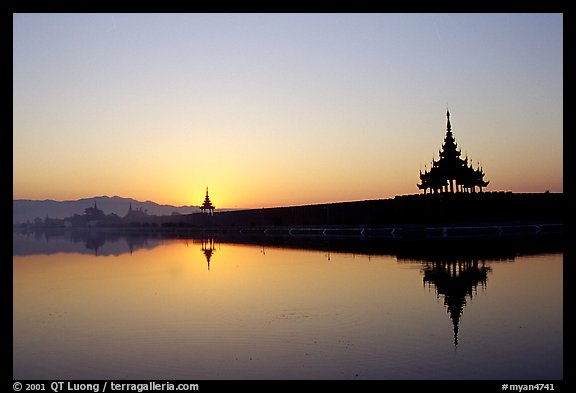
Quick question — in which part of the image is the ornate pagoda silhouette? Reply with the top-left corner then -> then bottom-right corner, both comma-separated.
418,110 -> 489,194
200,187 -> 215,215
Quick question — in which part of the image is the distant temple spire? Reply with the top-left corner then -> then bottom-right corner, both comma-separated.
200,187 -> 215,215
84,200 -> 105,219
417,110 -> 489,194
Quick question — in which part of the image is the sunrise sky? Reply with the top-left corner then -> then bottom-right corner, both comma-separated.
13,13 -> 563,208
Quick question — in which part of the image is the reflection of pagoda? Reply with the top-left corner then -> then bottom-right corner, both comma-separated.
200,238 -> 216,270
200,187 -> 215,215
85,235 -> 105,256
125,235 -> 149,255
418,110 -> 489,194
423,257 -> 491,346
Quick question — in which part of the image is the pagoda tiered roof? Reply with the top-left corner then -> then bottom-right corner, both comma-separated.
418,110 -> 489,194
200,187 -> 215,214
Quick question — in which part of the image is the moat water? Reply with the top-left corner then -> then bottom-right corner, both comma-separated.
13,230 -> 563,380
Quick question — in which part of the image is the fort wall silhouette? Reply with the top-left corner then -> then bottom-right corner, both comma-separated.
162,192 -> 563,228
18,192 -> 563,246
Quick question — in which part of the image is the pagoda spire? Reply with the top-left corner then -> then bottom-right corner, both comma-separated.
446,109 -> 451,131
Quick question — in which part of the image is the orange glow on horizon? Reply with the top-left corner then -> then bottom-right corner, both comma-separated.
12,178 -> 564,211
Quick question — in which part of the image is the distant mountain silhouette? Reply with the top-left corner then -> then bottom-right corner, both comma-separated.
13,196 -> 201,225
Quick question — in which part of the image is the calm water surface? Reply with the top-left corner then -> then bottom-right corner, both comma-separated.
13,231 -> 563,380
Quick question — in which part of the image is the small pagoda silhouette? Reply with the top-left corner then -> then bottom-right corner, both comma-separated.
200,187 -> 215,215
418,110 -> 489,194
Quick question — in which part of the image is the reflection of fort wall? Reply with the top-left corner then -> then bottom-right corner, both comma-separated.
14,224 -> 562,259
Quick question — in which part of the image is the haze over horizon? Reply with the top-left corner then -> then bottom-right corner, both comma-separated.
13,13 -> 563,209
13,194 -> 199,206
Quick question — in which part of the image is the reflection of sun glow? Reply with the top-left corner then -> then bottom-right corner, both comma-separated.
13,237 -> 563,379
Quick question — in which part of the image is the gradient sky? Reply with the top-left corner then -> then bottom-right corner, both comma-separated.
13,13 -> 563,208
